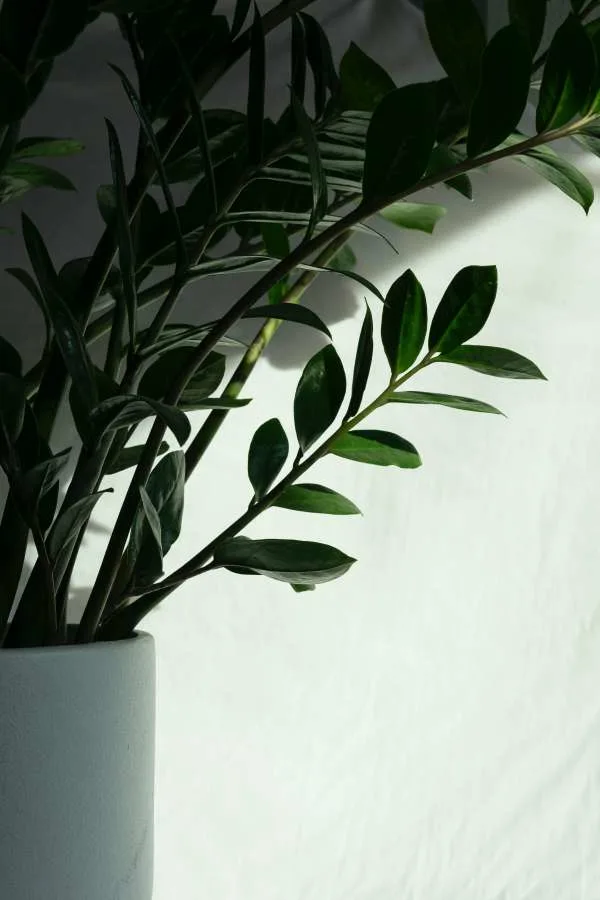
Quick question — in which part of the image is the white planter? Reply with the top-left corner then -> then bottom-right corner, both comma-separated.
0,630 -> 156,900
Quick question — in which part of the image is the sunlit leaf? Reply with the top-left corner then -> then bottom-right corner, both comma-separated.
329,429 -> 422,468
214,536 -> 356,584
274,483 -> 361,515
388,390 -> 503,414
379,201 -> 447,234
429,265 -> 497,354
435,344 -> 546,379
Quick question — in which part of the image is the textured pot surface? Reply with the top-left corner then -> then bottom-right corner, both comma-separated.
0,630 -> 156,900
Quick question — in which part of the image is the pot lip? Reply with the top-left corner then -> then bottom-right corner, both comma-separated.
0,629 -> 153,656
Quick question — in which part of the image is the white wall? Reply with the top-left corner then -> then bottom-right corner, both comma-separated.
3,2 -> 600,899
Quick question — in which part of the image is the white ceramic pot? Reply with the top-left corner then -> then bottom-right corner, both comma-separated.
0,630 -> 156,900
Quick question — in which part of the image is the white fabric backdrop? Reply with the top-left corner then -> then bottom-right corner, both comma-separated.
2,2 -> 600,898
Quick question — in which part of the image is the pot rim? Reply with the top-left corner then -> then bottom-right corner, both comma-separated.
0,629 -> 153,656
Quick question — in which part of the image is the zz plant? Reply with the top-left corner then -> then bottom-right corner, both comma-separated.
0,0 -> 597,647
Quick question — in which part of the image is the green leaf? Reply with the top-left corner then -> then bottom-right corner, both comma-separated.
388,390 -> 504,414
130,487 -> 163,586
0,54 -> 28,124
362,83 -> 438,203
428,265 -> 497,354
467,25 -> 531,156
231,0 -> 252,36
0,373 -> 26,447
514,141 -> 594,211
426,144 -> 473,199
379,201 -> 447,234
139,349 -> 226,404
262,224 -> 290,303
382,269 -> 427,376
214,536 -> 356,585
248,417 -> 289,500
291,92 -> 327,239
509,0 -> 548,53
106,119 -> 137,353
291,582 -> 315,592
329,429 -> 422,468
14,137 -> 84,158
89,395 -> 191,446
96,184 -> 115,225
47,491 -> 107,584
247,5 -> 266,164
21,214 -> 98,411
436,344 -> 546,379
4,161 -> 76,192
536,14 -> 595,132
339,41 -> 396,111
143,450 -> 185,556
274,483 -> 361,515
329,244 -> 357,272
291,14 -> 307,103
294,345 -> 346,453
243,303 -> 331,337
424,0 -> 486,107
106,441 -> 169,475
18,449 -> 71,511
179,396 -> 251,411
0,335 -> 22,376
347,303 -> 373,418
299,12 -> 339,119
34,0 -> 90,58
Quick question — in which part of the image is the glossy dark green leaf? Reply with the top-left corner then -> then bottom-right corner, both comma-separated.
106,441 -> 169,475
130,487 -> 163,586
291,582 -> 315,592
291,92 -> 327,238
424,0 -> 486,107
294,345 -> 346,453
179,396 -> 250,410
536,14 -> 595,132
329,429 -> 422,468
14,137 -> 84,158
89,395 -> 191,446
379,201 -> 447,234
47,491 -> 107,584
435,344 -> 546,379
261,224 -> 290,303
363,83 -> 438,203
18,449 -> 70,511
21,214 -> 98,410
426,144 -> 473,199
106,119 -> 137,353
299,12 -> 339,118
0,373 -> 26,447
515,142 -> 594,211
35,0 -> 90,58
243,303 -> 331,337
214,536 -> 356,585
0,54 -> 28,124
291,14 -> 307,103
509,0 -> 548,53
274,484 -> 361,515
329,244 -> 357,272
468,25 -> 531,156
231,0 -> 252,36
143,450 -> 185,555
388,390 -> 503,414
339,41 -> 395,111
248,417 -> 289,500
0,335 -> 22,375
4,161 -> 76,192
428,265 -> 497,354
140,349 -> 226,403
382,269 -> 427,376
247,5 -> 266,164
347,303 -> 373,418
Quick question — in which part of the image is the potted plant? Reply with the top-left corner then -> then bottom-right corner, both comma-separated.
1,0 -> 599,896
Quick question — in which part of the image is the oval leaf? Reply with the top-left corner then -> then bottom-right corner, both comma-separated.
106,441 -> 170,475
424,0 -> 486,107
347,303 -> 374,418
248,418 -> 289,500
389,390 -> 504,414
536,14 -> 595,133
244,303 -> 331,337
362,83 -> 438,203
514,143 -> 594,212
89,395 -> 191,446
379,201 -> 447,234
0,373 -> 26,447
435,344 -> 546,379
339,41 -> 396,111
329,429 -> 422,468
509,0 -> 547,53
0,54 -> 28,124
294,345 -> 346,453
382,269 -> 427,377
274,484 -> 361,515
213,536 -> 356,585
428,265 -> 497,354
467,25 -> 531,156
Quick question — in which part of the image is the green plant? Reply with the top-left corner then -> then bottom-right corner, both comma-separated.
0,0 -> 598,647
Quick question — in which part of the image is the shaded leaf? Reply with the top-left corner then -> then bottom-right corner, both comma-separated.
0,54 -> 28,124
363,83 -> 438,203
424,0 -> 486,106
346,304 -> 374,419
244,303 -> 331,337
143,450 -> 185,555
436,344 -> 546,379
514,141 -> 594,211
299,12 -> 339,118
382,269 -> 427,376
379,201 -> 447,234
130,487 -> 163,586
139,349 -> 226,403
536,14 -> 595,132
274,483 -> 361,515
426,144 -> 473,199
291,91 -> 327,238
106,441 -> 169,475
329,244 -> 357,272
4,161 -> 76,191
291,582 -> 315,592
294,345 -> 346,453
291,13 -> 307,103
18,449 -> 70,511
106,119 -> 137,353
214,536 -> 355,585
0,335 -> 22,376
231,0 -> 252,36
0,373 -> 26,447
509,0 -> 548,53
14,137 -> 84,158
247,5 -> 266,164
428,265 -> 497,354
329,429 -> 422,468
89,395 -> 191,446
468,25 -> 531,156
339,41 -> 395,111
388,390 -> 504,414
48,491 -> 107,583
248,417 -> 289,500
